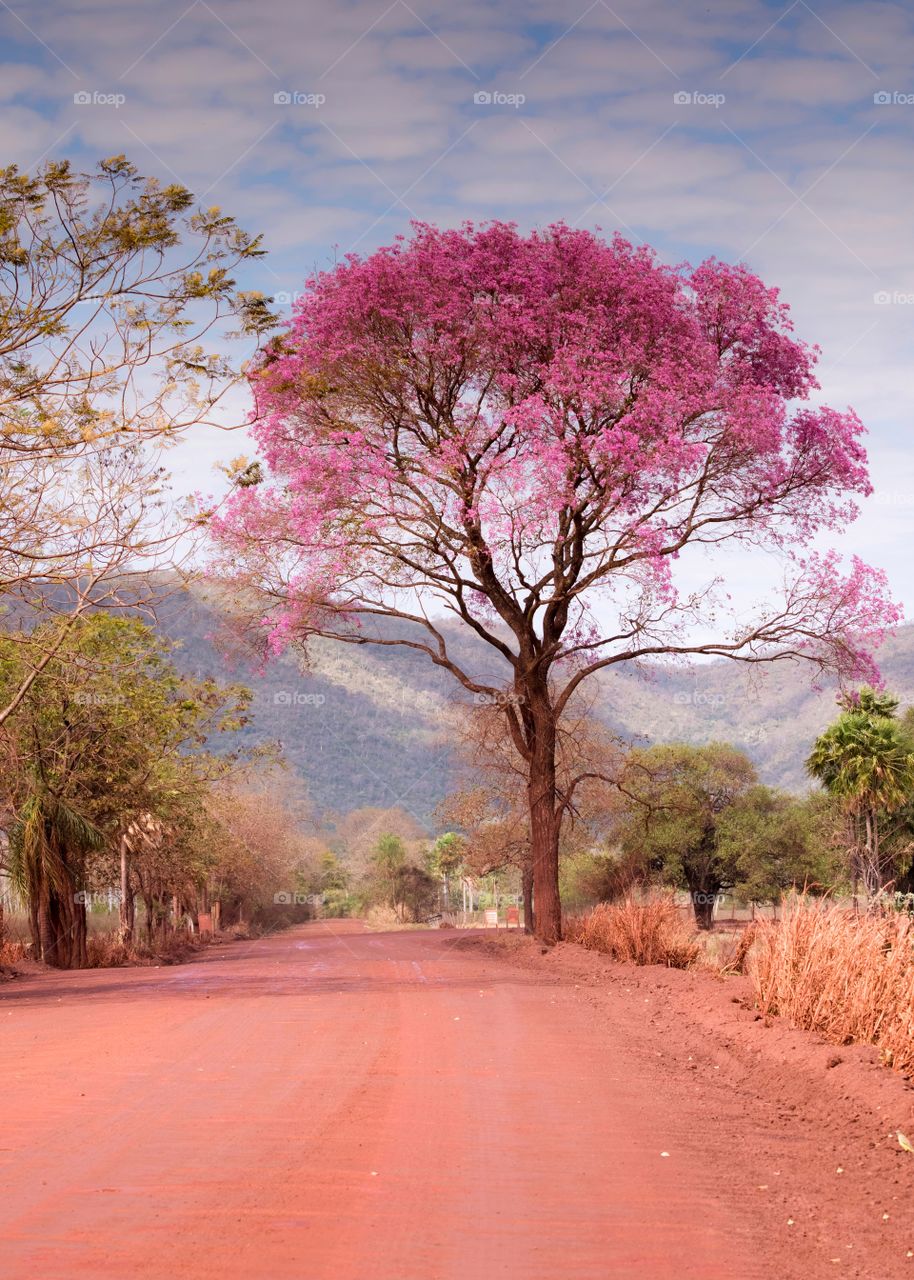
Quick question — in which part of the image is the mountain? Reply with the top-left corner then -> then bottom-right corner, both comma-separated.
148,581 -> 914,829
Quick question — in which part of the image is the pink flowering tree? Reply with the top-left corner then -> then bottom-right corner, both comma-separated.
211,222 -> 897,943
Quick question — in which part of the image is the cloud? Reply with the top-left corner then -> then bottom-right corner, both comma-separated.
2,0 -> 913,611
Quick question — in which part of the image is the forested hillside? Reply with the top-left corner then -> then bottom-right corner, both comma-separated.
153,581 -> 914,826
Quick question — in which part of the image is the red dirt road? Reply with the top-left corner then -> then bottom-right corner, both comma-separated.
0,923 -> 911,1279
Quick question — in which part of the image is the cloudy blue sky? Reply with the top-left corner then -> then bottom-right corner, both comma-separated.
2,0 -> 913,618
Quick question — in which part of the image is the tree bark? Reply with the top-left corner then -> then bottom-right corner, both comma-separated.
861,807 -> 882,899
119,835 -> 135,944
690,888 -> 717,931
526,709 -> 562,945
37,866 -> 88,968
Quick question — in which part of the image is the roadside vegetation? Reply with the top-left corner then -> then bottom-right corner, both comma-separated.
441,686 -> 914,1076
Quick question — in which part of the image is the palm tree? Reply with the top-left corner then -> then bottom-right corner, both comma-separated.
807,688 -> 914,898
8,780 -> 104,968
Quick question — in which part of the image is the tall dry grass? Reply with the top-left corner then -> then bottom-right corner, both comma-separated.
565,896 -> 700,969
749,898 -> 914,1076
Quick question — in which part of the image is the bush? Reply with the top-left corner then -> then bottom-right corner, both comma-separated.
749,897 -> 914,1075
559,849 -> 643,912
565,896 -> 700,968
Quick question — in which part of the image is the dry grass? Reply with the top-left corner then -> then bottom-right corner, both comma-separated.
365,904 -> 403,929
565,896 -> 701,969
697,922 -> 760,975
749,898 -> 914,1076
85,931 -> 205,968
0,917 -> 274,973
0,937 -> 30,968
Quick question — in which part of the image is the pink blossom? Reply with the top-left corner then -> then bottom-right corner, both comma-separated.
213,221 -> 896,677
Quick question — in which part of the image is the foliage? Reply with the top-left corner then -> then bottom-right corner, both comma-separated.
201,775 -> 325,925
807,686 -> 914,895
426,831 -> 465,879
715,786 -> 841,902
7,785 -> 104,967
0,155 -> 272,726
615,743 -> 829,927
559,848 -> 643,912
351,830 -> 440,922
314,851 -> 352,916
0,611 -> 257,964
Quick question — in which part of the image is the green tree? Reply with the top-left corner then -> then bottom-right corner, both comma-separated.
8,783 -> 104,968
425,832 -> 465,912
316,851 -> 351,916
0,612 -> 252,965
715,787 -> 839,903
370,833 -> 407,910
806,687 -> 914,897
616,743 -> 758,929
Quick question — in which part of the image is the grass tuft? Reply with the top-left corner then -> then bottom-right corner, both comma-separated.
565,896 -> 700,969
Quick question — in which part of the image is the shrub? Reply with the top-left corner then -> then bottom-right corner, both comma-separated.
565,896 -> 700,968
365,904 -> 402,929
749,897 -> 914,1075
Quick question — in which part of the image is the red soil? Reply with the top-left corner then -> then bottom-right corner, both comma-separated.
0,921 -> 911,1278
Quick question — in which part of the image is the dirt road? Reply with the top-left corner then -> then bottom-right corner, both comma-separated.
0,923 -> 911,1279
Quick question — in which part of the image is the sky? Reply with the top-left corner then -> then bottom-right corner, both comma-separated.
2,0 -> 913,620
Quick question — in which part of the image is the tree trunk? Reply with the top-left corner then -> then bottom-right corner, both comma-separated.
27,894 -> 40,956
521,861 -> 535,935
37,888 -> 54,960
143,892 -> 155,944
689,886 -> 718,931
861,807 -> 882,899
527,713 -> 562,945
38,866 -> 88,968
119,835 -> 135,944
